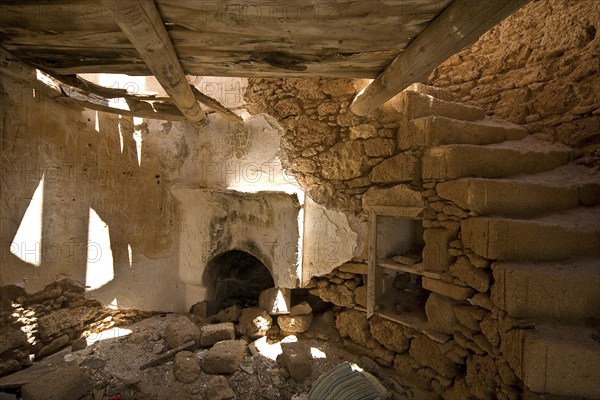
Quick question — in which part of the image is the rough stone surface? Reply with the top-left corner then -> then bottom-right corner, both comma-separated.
369,153 -> 421,183
21,363 -> 91,400
212,305 -> 243,323
409,336 -> 457,379
206,375 -> 235,399
354,286 -> 367,308
425,293 -> 460,335
200,323 -> 236,347
428,0 -> 600,167
277,314 -> 313,333
280,342 -> 313,381
369,315 -> 411,353
238,308 -> 272,339
449,257 -> 491,293
336,309 -> 370,346
203,340 -> 247,374
465,355 -> 497,400
289,301 -> 312,316
315,284 -> 355,308
164,315 -> 201,348
173,351 -> 201,383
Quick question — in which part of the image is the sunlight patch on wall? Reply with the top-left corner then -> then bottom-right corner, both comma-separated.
86,208 -> 114,290
11,174 -> 44,266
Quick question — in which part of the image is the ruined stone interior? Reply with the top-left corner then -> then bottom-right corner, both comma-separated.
0,1 -> 599,400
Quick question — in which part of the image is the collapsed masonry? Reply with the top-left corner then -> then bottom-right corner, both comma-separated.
247,81 -> 600,399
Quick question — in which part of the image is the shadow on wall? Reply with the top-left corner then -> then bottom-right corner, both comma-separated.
0,75 -> 182,311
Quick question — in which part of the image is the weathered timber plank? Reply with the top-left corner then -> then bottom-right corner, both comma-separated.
100,0 -> 205,124
350,0 -> 531,115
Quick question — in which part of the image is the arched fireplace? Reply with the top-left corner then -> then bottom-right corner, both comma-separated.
204,250 -> 275,309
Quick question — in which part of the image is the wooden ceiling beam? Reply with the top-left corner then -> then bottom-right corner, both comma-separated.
100,0 -> 206,125
350,0 -> 530,116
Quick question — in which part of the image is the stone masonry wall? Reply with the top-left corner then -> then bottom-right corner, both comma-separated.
428,0 -> 600,168
245,78 -> 410,215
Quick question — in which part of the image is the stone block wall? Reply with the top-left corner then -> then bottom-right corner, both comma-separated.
428,0 -> 600,168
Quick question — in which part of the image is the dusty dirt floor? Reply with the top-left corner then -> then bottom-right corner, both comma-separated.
1,314 -> 435,400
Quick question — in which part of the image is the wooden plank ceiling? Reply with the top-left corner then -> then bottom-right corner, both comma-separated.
0,0 -> 453,78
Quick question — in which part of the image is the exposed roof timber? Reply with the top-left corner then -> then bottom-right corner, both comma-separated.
100,0 -> 206,125
350,0 -> 531,116
0,47 -> 186,120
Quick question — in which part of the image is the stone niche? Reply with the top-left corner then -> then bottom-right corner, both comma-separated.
172,188 -> 301,309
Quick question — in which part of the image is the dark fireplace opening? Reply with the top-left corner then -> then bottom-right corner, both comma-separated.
205,250 -> 275,309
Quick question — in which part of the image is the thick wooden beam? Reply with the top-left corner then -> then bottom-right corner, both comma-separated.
350,0 -> 530,116
100,0 -> 206,124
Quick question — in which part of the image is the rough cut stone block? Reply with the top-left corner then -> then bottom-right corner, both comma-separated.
502,324 -> 600,399
173,351 -> 201,383
277,314 -> 313,333
400,116 -> 527,150
461,207 -> 600,261
369,153 -> 421,183
202,340 -> 246,375
206,375 -> 235,399
238,308 -> 272,339
389,90 -> 485,121
21,363 -> 91,400
422,277 -> 474,301
259,287 -> 291,315
492,259 -> 600,322
409,336 -> 457,379
281,342 -> 312,381
425,293 -> 459,335
200,323 -> 236,347
354,285 -> 367,308
362,184 -> 423,209
290,301 -> 312,316
165,315 -> 200,348
423,228 -> 457,272
339,262 -> 368,275
421,138 -> 572,181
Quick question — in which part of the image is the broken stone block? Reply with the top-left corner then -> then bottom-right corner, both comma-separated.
354,285 -> 367,308
280,342 -> 312,381
200,322 -> 236,347
238,308 -> 272,339
203,340 -> 247,374
453,305 -> 488,331
392,254 -> 423,265
277,313 -> 313,333
349,124 -> 377,139
422,277 -> 474,301
212,305 -> 242,323
259,287 -> 292,315
164,315 -> 200,348
206,375 -> 235,399
290,301 -> 312,316
21,363 -> 91,400
71,337 -> 87,352
423,228 -> 457,272
173,351 -> 200,383
425,293 -> 460,335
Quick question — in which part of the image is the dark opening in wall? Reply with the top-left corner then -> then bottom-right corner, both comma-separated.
205,250 -> 275,309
